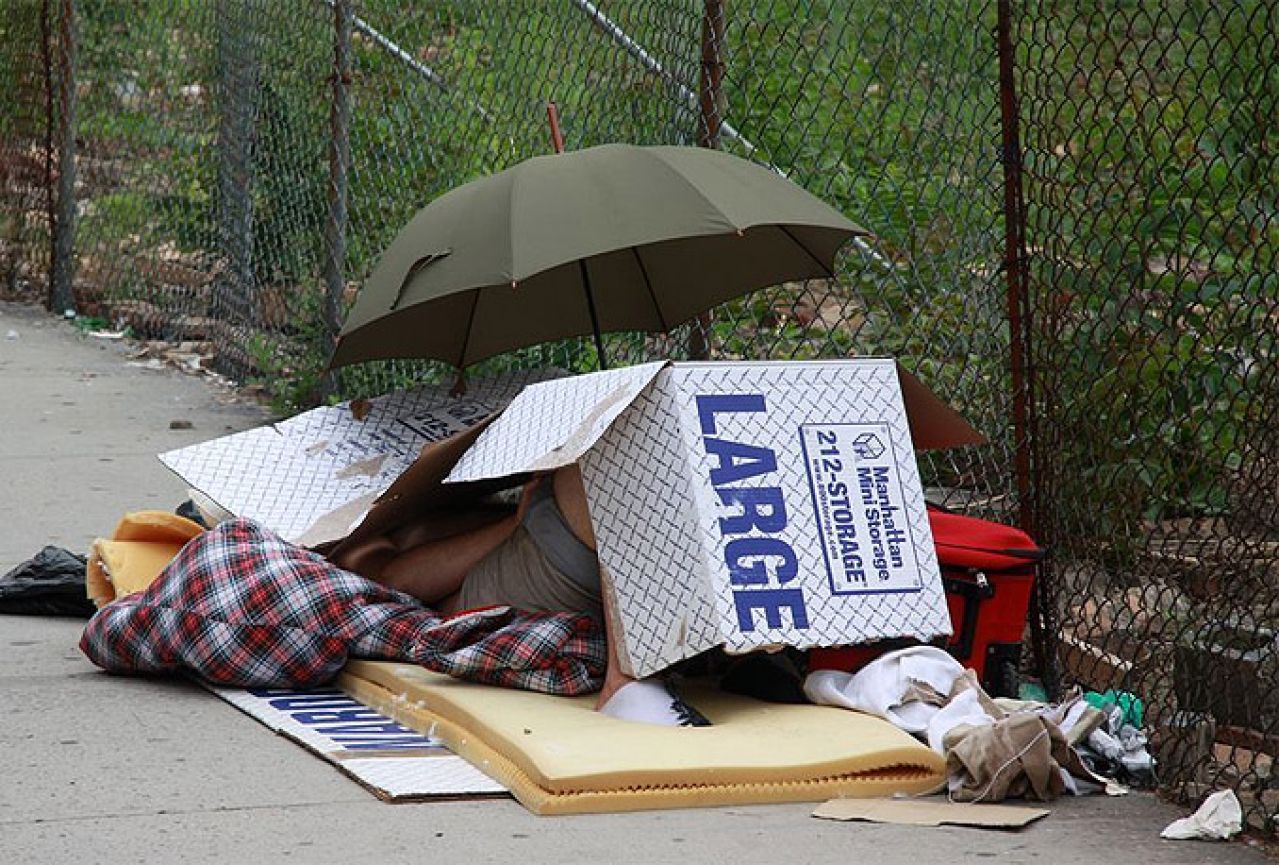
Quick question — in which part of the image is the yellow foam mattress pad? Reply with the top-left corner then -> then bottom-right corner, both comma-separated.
340,659 -> 945,815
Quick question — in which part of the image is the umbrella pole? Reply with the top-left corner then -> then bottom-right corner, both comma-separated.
577,259 -> 609,370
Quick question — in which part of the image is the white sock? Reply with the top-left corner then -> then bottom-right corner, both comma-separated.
599,679 -> 711,727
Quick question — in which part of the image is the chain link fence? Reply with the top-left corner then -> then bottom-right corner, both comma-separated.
3,0 -> 1276,833
0,1 -> 58,303
1018,0 -> 1279,832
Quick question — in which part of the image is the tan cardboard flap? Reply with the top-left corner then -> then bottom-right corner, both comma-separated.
896,364 -> 988,450
327,414 -> 506,558
813,797 -> 1049,828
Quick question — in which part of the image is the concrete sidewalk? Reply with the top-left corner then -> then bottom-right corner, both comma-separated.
0,300 -> 1269,865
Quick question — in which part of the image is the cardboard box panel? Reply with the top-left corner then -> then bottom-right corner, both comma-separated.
451,359 -> 968,678
448,362 -> 667,482
580,383 -> 719,676
160,369 -> 557,545
673,361 -> 949,657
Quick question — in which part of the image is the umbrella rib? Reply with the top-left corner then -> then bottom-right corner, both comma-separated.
631,246 -> 670,332
779,225 -> 836,279
456,289 -> 481,368
640,147 -> 733,232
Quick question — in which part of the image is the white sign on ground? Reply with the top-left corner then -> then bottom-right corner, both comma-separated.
208,684 -> 508,801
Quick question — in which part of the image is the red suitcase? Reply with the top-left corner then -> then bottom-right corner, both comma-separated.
810,505 -> 1045,697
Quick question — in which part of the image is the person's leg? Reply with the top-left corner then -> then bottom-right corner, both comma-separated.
547,467 -> 634,705
553,468 -> 708,725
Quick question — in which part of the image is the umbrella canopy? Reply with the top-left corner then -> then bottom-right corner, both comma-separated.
330,143 -> 865,370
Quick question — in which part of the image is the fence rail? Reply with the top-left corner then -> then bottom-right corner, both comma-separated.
1,0 -> 1275,833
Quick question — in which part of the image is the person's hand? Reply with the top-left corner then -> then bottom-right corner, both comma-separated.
514,473 -> 544,523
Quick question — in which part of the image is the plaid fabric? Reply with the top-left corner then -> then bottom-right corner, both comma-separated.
80,519 -> 606,695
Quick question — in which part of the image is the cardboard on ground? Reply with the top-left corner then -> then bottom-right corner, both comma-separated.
813,797 -> 1049,829
342,359 -> 985,679
207,684 -> 508,801
159,369 -> 559,547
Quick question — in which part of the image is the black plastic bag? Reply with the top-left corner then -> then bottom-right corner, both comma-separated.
0,546 -> 96,618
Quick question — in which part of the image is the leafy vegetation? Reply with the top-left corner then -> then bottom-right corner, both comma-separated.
1022,0 -> 1279,531
39,0 -> 1278,518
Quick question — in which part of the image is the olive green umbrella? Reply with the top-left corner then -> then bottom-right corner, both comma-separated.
330,143 -> 865,370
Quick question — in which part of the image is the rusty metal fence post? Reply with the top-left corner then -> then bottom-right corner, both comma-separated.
211,0 -> 261,355
995,0 -> 1058,697
46,0 -> 76,315
687,0 -> 726,362
319,0 -> 353,399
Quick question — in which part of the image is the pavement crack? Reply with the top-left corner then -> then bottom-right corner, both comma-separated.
0,800 -> 368,828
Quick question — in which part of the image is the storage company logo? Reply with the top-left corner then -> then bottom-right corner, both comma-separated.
850,431 -> 885,460
801,423 -> 923,596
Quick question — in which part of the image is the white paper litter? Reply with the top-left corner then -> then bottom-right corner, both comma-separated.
1160,789 -> 1243,840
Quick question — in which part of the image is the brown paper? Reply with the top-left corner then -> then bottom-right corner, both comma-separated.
813,797 -> 1049,829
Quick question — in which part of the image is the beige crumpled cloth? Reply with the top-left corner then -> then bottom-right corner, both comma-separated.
942,671 -> 1108,803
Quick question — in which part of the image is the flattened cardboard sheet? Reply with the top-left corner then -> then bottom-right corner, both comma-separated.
813,797 -> 1049,829
207,683 -> 508,801
160,370 -> 560,546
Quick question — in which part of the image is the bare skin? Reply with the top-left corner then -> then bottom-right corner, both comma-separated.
331,465 -> 634,708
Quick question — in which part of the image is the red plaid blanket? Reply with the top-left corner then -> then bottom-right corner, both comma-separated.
81,519 -> 606,695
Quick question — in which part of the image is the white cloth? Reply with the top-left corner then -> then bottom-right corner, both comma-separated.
599,679 -> 708,727
803,646 -> 966,734
1161,790 -> 1243,840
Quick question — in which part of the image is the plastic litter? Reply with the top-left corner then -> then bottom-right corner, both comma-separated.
0,546 -> 96,617
1076,690 -> 1154,784
1084,689 -> 1144,728
1018,681 -> 1049,702
1160,789 -> 1243,840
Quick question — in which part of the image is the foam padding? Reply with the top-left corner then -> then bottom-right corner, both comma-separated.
87,511 -> 205,607
339,659 -> 945,815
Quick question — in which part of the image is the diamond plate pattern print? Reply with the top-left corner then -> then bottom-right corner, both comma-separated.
670,361 -> 950,652
161,369 -> 559,543
581,385 -> 718,678
448,361 -> 667,483
580,361 -> 950,676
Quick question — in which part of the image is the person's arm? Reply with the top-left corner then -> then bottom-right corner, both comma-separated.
377,510 -> 519,604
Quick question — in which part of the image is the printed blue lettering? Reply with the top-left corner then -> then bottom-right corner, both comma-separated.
717,486 -> 787,535
695,391 -> 809,631
335,738 -> 437,750
857,465 -> 890,505
725,536 -> 798,586
293,710 -> 384,725
313,722 -> 413,735
733,588 -> 810,630
269,696 -> 363,711
703,438 -> 778,487
696,393 -> 766,434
